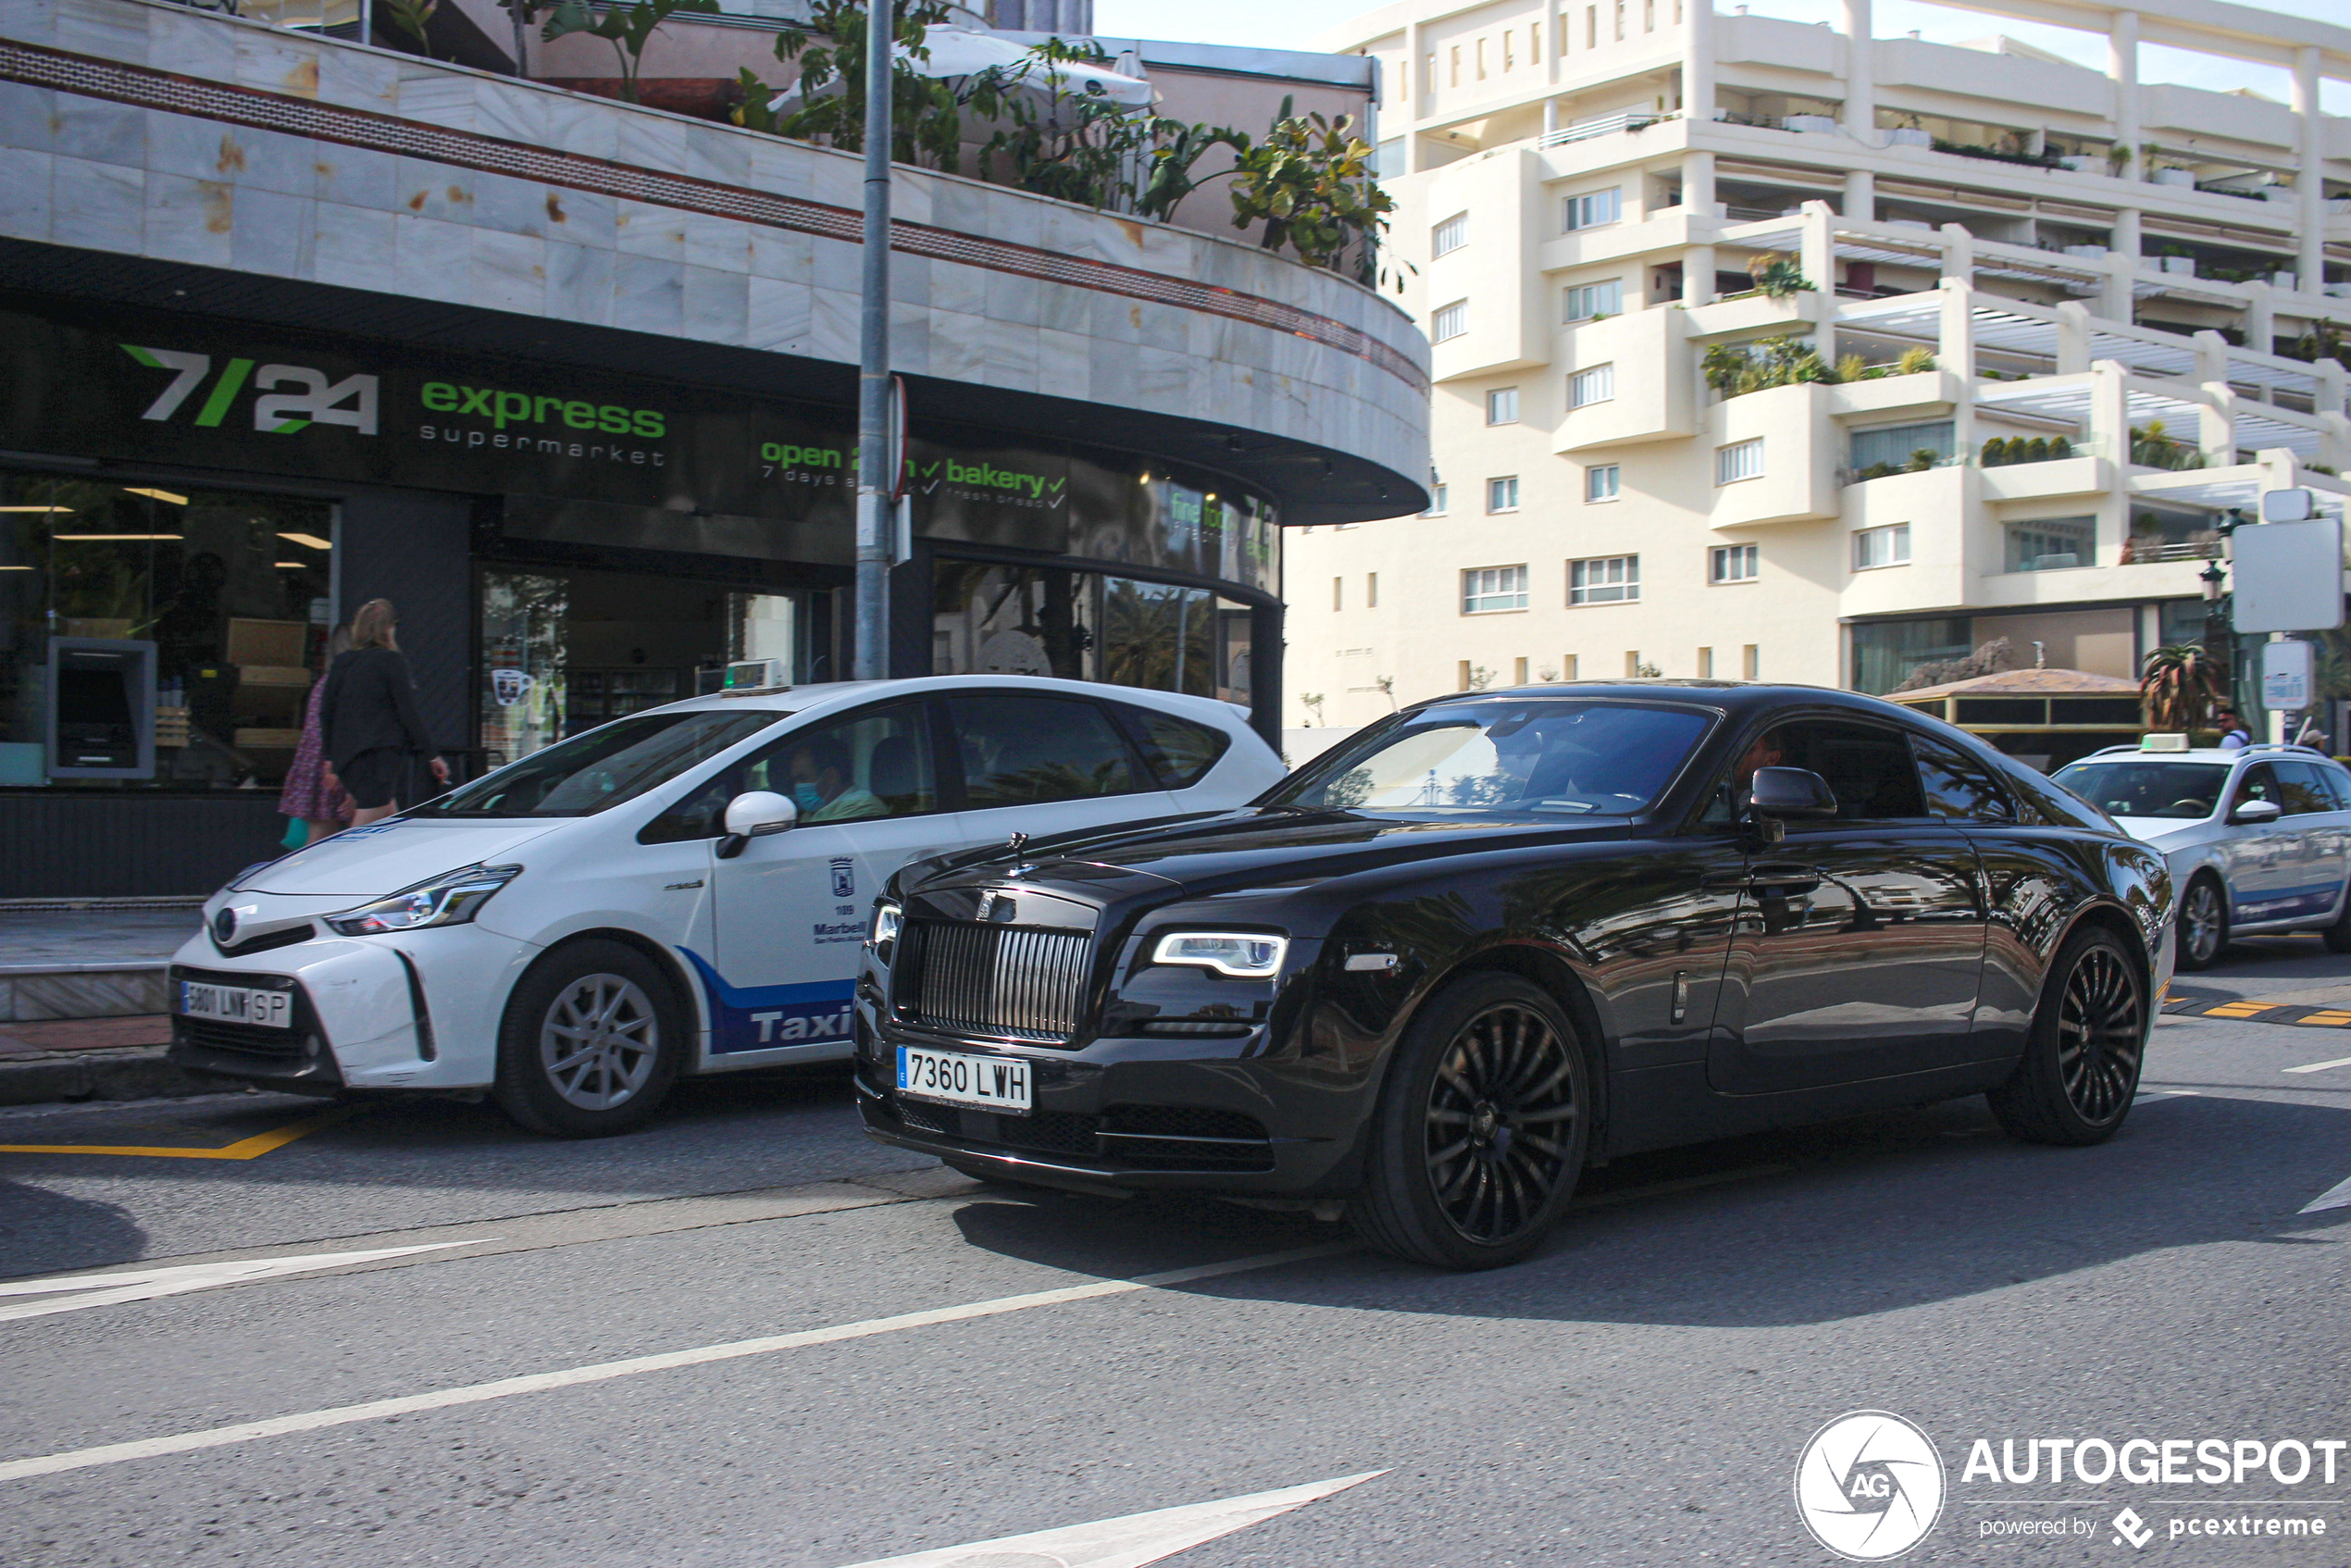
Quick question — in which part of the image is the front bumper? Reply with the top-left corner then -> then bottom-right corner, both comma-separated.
853,1014 -> 1370,1197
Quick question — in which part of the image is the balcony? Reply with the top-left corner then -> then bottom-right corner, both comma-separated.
1539,111 -> 1679,150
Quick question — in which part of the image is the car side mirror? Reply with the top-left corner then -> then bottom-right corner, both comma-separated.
2230,798 -> 2283,826
1748,766 -> 1838,843
716,790 -> 797,859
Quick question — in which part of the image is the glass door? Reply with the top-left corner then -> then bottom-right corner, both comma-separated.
478,568 -> 567,767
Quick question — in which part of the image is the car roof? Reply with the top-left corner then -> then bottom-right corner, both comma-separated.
639,673 -> 1257,729
2066,745 -> 2342,766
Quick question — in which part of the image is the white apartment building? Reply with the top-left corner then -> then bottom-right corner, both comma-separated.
1287,0 -> 2351,735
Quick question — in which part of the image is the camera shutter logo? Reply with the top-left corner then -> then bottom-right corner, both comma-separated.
1793,1411 -> 1945,1561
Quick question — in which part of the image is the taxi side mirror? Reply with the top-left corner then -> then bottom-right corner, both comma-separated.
716,790 -> 797,859
2229,798 -> 2283,826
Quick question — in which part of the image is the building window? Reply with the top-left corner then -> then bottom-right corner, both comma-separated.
1561,653 -> 1579,679
1569,364 -> 1615,407
2007,516 -> 2094,573
1570,554 -> 1639,605
1332,576 -> 1344,610
1530,20 -> 1541,61
1585,465 -> 1620,502
1449,44 -> 1461,85
1710,542 -> 1759,582
1476,37 -> 1487,79
1697,646 -> 1713,677
1422,482 -> 1448,516
1562,188 -> 1623,231
1431,301 -> 1467,342
1853,523 -> 1912,570
1849,419 -> 1956,479
1562,279 -> 1624,321
1514,655 -> 1529,682
1374,136 -> 1405,179
1503,31 -> 1515,69
1463,565 -> 1530,614
1742,644 -> 1760,679
1432,212 -> 1469,257
1486,387 -> 1520,424
1486,476 -> 1521,513
1716,438 -> 1764,484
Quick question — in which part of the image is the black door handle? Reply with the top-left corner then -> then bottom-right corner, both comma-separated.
1705,864 -> 1821,894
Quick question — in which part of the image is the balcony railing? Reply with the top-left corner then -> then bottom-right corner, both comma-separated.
2120,538 -> 2224,564
1540,111 -> 1676,148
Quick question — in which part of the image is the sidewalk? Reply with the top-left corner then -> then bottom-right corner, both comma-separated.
0,902 -> 205,1105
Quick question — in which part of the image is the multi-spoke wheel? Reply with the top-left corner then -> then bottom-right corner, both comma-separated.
1989,926 -> 2146,1146
494,940 -> 683,1137
1353,974 -> 1590,1269
2175,875 -> 2227,971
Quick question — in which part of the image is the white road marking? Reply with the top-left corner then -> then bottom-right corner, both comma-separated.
0,1242 -> 1350,1484
2299,1174 -> 2351,1215
2283,1056 -> 2351,1075
833,1471 -> 1385,1568
0,1242 -> 496,1324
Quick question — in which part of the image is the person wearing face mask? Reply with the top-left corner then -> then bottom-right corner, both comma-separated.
788,734 -> 885,822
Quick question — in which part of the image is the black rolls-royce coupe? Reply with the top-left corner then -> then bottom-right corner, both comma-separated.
854,682 -> 2174,1269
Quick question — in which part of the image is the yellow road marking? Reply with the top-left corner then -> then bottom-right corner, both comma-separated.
2297,1011 -> 2351,1027
0,1107 -> 358,1160
2203,1002 -> 2275,1017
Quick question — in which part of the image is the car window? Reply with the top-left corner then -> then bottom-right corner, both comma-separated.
2272,761 -> 2334,815
2047,759 -> 2230,820
1912,735 -> 2014,823
1271,699 -> 1710,816
638,703 -> 936,842
2231,764 -> 2280,812
1707,717 -> 1924,823
1113,703 -> 1232,790
422,710 -> 779,818
2318,765 -> 2351,811
945,693 -> 1142,807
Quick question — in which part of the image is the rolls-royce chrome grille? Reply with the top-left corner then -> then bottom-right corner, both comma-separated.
900,920 -> 1090,1042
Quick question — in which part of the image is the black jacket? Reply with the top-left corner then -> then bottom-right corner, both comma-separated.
319,647 -> 436,769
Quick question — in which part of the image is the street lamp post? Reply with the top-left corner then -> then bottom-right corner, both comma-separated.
852,0 -> 893,681
2200,558 -> 2232,723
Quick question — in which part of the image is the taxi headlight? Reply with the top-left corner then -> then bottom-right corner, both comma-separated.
1151,931 -> 1287,978
324,865 -> 522,936
869,901 -> 903,957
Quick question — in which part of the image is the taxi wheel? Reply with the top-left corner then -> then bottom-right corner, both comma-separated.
493,940 -> 684,1138
1350,974 -> 1590,1271
2323,880 -> 2351,953
2174,875 -> 2227,972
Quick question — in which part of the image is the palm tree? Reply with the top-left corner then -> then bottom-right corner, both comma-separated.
2141,643 -> 2220,731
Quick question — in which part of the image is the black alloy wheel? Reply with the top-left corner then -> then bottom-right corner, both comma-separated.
1353,974 -> 1591,1270
2176,875 -> 2227,971
1988,926 -> 2146,1146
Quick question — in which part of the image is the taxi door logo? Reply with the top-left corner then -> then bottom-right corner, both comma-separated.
123,345 -> 379,436
829,858 -> 855,901
1794,1411 -> 1945,1561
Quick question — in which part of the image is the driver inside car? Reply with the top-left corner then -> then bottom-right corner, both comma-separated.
788,735 -> 887,823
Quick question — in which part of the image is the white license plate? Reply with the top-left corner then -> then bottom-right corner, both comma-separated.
177,980 -> 292,1030
897,1046 -> 1031,1114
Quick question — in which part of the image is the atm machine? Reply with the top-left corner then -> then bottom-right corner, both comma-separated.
45,637 -> 156,779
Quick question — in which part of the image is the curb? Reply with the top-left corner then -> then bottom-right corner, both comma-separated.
0,1046 -> 218,1107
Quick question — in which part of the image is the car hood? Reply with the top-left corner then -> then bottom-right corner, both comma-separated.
2110,816 -> 2206,847
237,816 -> 571,897
912,808 -> 1644,902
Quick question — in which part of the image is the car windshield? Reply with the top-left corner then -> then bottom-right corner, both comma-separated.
415,710 -> 782,818
2049,760 -> 2231,821
1269,700 -> 1712,817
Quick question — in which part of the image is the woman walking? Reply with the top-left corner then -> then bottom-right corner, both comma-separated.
277,624 -> 354,847
320,598 -> 447,826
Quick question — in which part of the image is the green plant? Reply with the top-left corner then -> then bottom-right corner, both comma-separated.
1701,334 -> 1835,397
2050,435 -> 2072,459
2130,420 -> 2207,470
1895,346 -> 1937,375
1746,255 -> 1816,299
1226,100 -> 1396,276
1982,436 -> 2009,466
381,0 -> 441,53
1300,691 -> 1325,725
1835,352 -> 1868,383
2026,436 -> 2050,462
2141,643 -> 2220,730
1138,119 -> 1253,223
749,0 -> 966,165
1632,660 -> 1662,678
1906,447 -> 1939,472
2106,142 -> 2132,170
542,0 -> 721,104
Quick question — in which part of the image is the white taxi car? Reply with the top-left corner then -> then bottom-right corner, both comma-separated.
2051,741 -> 2351,971
169,676 -> 1283,1135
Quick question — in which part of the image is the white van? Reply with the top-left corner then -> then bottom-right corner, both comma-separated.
170,676 -> 1282,1135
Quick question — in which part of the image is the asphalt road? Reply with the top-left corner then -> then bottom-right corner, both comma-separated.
2,939 -> 2347,1568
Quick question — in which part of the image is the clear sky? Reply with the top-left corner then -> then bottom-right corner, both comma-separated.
1093,0 -> 2349,112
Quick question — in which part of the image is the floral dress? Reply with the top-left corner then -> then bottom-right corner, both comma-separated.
277,677 -> 352,824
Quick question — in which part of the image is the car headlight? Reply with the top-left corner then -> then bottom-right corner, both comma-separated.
323,865 -> 522,936
1151,931 -> 1287,978
869,901 -> 902,957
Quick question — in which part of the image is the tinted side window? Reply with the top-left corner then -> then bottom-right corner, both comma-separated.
1770,718 -> 1925,820
945,693 -> 1142,807
1912,735 -> 2014,823
2272,761 -> 2332,815
2319,766 -> 2351,811
1114,704 -> 1233,790
739,703 -> 938,821
2232,764 -> 2280,810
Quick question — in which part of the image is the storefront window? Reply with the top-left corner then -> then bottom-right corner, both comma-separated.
1,467 -> 332,788
931,562 -> 1254,709
1850,616 -> 1972,696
